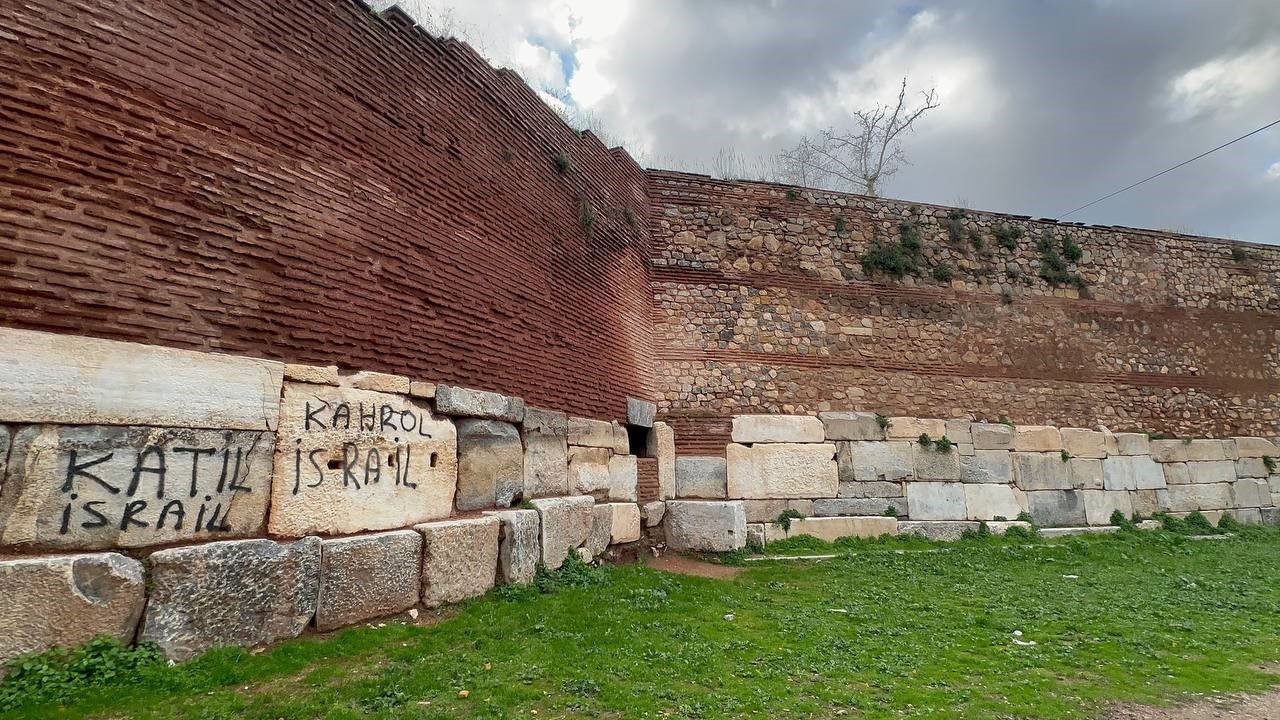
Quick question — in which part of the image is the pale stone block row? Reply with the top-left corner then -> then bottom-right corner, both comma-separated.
316,530 -> 421,632
648,421 -> 677,500
731,414 -> 825,443
664,500 -> 747,552
725,442 -> 838,498
522,407 -> 570,498
675,456 -> 728,498
415,517 -> 499,608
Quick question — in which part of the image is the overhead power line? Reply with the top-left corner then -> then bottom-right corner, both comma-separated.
1055,117 -> 1280,220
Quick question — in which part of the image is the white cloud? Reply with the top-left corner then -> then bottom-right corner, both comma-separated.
1267,161 -> 1280,180
1167,44 -> 1280,120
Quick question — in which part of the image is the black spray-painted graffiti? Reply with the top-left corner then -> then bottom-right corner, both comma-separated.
290,400 -> 441,495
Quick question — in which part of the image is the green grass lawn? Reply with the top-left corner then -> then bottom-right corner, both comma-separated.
4,527 -> 1279,719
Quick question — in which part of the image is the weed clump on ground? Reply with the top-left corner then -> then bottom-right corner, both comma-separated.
0,636 -> 166,711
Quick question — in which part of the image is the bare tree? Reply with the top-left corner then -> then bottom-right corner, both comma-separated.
777,78 -> 939,196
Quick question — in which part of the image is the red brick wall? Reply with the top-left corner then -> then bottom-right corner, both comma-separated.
0,0 -> 654,420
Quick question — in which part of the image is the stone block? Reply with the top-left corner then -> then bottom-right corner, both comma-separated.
568,446 -> 612,499
838,480 -> 904,498
648,421 -> 677,500
898,520 -> 977,541
608,502 -> 642,544
743,498 -> 788,523
316,530 -> 421,631
813,497 -> 905,517
1114,432 -> 1150,455
434,385 -> 524,422
530,495 -> 594,569
960,449 -> 1013,484
782,516 -> 896,542
1165,483 -> 1232,512
141,538 -> 319,661
626,398 -> 657,428
839,441 -> 915,482
1164,462 -> 1191,485
1186,460 -> 1236,484
1102,455 -> 1165,491
522,408 -> 569,498
730,415 -> 824,444
1262,507 -> 1280,525
964,484 -> 1026,521
0,424 -> 273,550
415,517 -> 499,608
905,482 -> 966,520
1014,452 -> 1073,491
641,500 -> 666,527
675,456 -> 728,498
788,499 -> 815,516
818,411 -> 885,441
584,504 -> 611,558
1231,437 -> 1279,458
986,520 -> 1033,536
1129,489 -> 1164,517
971,423 -> 1015,450
1039,526 -> 1119,538
746,523 -> 767,548
608,454 -> 639,502
1013,426 -> 1062,452
1069,457 -> 1104,490
349,371 -> 410,395
1150,439 -> 1228,463
0,553 -> 145,665
1060,428 -> 1106,459
1228,507 -> 1263,525
567,417 -> 614,448
1027,490 -> 1086,527
664,500 -> 747,552
1082,490 -> 1133,526
912,445 -> 962,481
268,384 -> 455,537
482,509 -> 540,585
284,363 -> 339,385
0,327 -> 283,431
944,419 -> 973,445
1235,458 -> 1269,478
456,419 -> 523,511
1166,510 -> 1224,525
886,417 -> 946,441
1231,479 -> 1269,508
611,422 -> 631,454
408,381 -> 436,399
726,442 -> 837,499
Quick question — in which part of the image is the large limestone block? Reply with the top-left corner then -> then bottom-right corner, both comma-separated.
1150,439 -> 1228,463
642,501 -> 666,527
1236,458 -> 1269,479
814,497 -> 906,517
782,516 -> 897,542
1082,490 -> 1133,525
886,417 -> 946,441
434,385 -> 524,422
608,454 -> 639,502
1069,458 -> 1104,490
284,363 -> 339,385
141,538 -> 320,661
964,484 -> 1026,521
608,502 -> 642,544
522,408 -> 569,498
898,520 -> 978,541
611,422 -> 631,454
1165,483 -> 1232,512
731,415 -> 824,444
743,499 -> 787,523
1027,490 -> 1086,527
0,327 -> 283,430
1014,452 -> 1072,491
838,480 -> 904,498
1232,437 -> 1279,458
349,371 -> 411,395
1228,507 -> 1263,525
316,530 -> 421,631
944,419 -> 973,445
675,456 -> 727,498
913,445 -> 962,481
664,500 -> 747,552
0,552 -> 145,664
905,482 -> 966,520
415,517 -> 499,607
840,441 -> 915,482
986,520 -> 1034,536
584,504 -> 612,558
647,421 -> 677,500
960,449 -> 1013,484
1102,455 -> 1166,491
1262,507 -> 1280,525
1164,463 -> 1191,485
1114,433 -> 1150,456
0,424 -> 273,550
1061,429 -> 1106,459
568,417 -> 614,448
1013,426 -> 1062,452
482,509 -> 540,585
530,495 -> 594,569
268,384 -> 456,537
1231,479 -> 1269,508
1187,460 -> 1236,485
971,423 -> 1015,450
568,446 -> 612,499
456,419 -> 523,510
626,398 -> 657,428
1129,489 -> 1166,517
818,411 -> 884,441
726,442 -> 838,499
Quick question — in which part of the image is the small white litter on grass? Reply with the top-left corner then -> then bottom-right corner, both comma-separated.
1063,574 -> 1079,579
723,613 -> 735,621
1011,630 -> 1037,646
827,608 -> 848,613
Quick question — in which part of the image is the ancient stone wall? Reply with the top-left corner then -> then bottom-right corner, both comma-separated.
650,171 -> 1280,451
0,0 -> 653,421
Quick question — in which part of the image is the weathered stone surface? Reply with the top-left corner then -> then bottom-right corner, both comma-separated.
641,500 -> 666,527
408,381 -> 436,399
905,482 -> 966,520
1167,509 -> 1225,525
1069,457 -> 1104,490
1231,437 -> 1279,458
743,498 -> 788,523
1060,429 -> 1106,459
886,417 -> 946,441
898,520 -> 977,541
840,441 -> 914,482
316,530 -> 421,631
986,520 -> 1033,536
1013,426 -> 1062,452
664,500 -> 747,552
676,456 -> 728,498
788,498 -> 815,516
567,417 -> 614,448
482,509 -> 540,585
1231,479 -> 1269,508
913,445 -> 962,481
746,523 -> 767,548
611,422 -> 631,455
1164,462 -> 1191,485
1186,460 -> 1236,485
814,497 -> 905,517
1114,432 -> 1150,456
960,449 -> 1013,484
608,502 -> 642,543
971,423 -> 1015,450
0,552 -> 145,664
964,484 -> 1026,521
1,424 -> 273,550
522,408 -> 569,498
141,538 -> 319,661
568,446 -> 612,499
818,411 -> 884,441
530,495 -> 594,569
584,503 -> 612,558
268,384 -> 456,537
730,415 -> 824,444
284,363 -> 339,385
626,398 -> 657,428
1102,455 -> 1165,491
434,385 -> 524,422
648,421 -> 677,500
415,517 -> 499,607
1129,489 -> 1165,518
1228,507 -> 1262,525
0,327 -> 283,431
782,516 -> 896,542
1150,439 -> 1228,463
455,419 -> 522,511
1235,458 -> 1269,478
1039,526 -> 1119,538
1262,507 -> 1280,525
1027,490 -> 1086,527
1013,452 -> 1072,491
838,480 -> 904,498
1165,483 -> 1232,512
349,371 -> 410,395
944,419 -> 973,444
726,442 -> 837,498
608,454 -> 639,502
1082,490 -> 1133,525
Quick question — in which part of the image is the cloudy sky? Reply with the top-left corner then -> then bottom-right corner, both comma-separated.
387,0 -> 1280,243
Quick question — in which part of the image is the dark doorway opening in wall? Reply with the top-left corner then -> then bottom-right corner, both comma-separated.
628,424 -> 652,457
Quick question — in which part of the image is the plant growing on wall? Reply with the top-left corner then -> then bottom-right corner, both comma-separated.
945,210 -> 965,244
773,508 -> 805,532
861,242 -> 916,279
553,150 -> 572,174
918,433 -> 933,447
933,436 -> 954,453
968,229 -> 985,251
994,224 -> 1023,250
834,215 -> 846,233
578,197 -> 597,237
931,264 -> 953,283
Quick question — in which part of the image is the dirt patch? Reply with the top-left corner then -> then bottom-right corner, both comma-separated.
646,553 -> 743,579
1107,687 -> 1280,719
